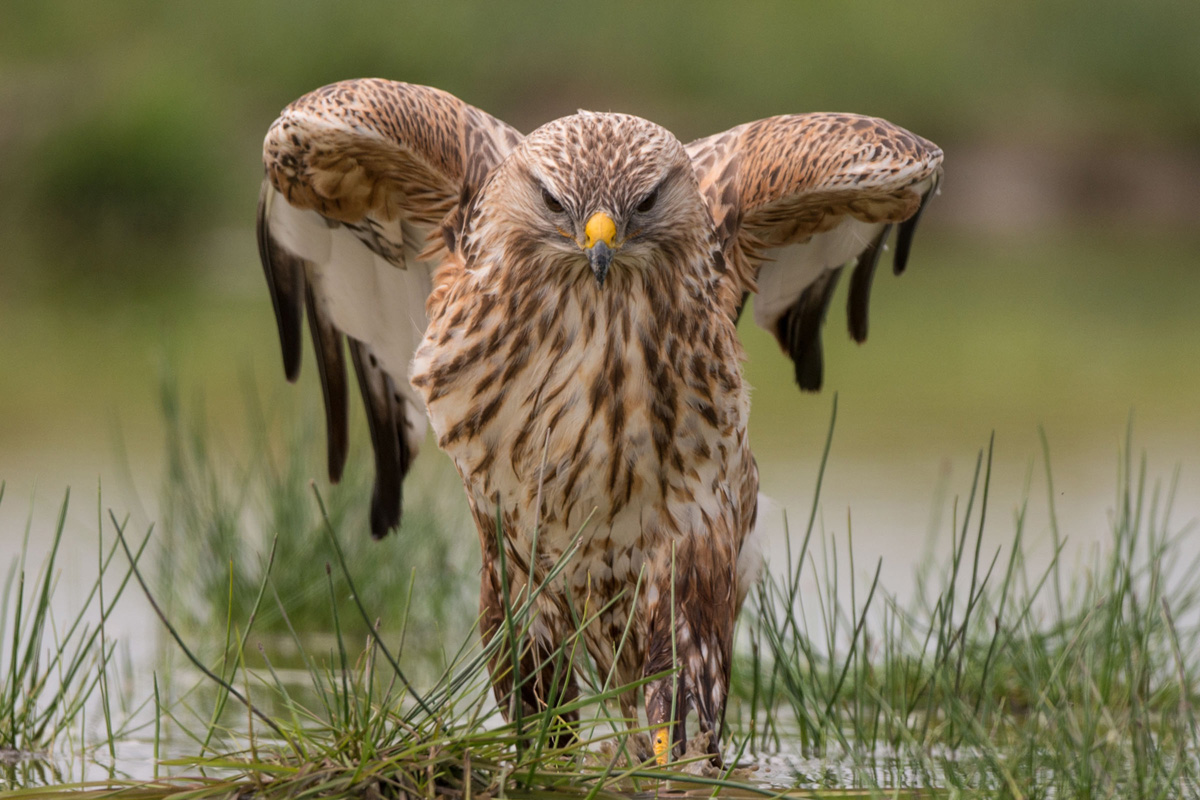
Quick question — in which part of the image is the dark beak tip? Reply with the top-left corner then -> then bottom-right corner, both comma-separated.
588,241 -> 613,287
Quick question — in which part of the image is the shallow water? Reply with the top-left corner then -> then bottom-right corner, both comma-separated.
4,442 -> 1197,792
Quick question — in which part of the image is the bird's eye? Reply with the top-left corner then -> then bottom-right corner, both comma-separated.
636,188 -> 659,214
542,188 -> 565,214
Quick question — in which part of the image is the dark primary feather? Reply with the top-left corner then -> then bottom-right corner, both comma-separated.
256,185 -> 305,382
258,186 -> 416,536
893,180 -> 938,276
778,267 -> 843,391
348,339 -> 411,539
847,223 -> 894,344
258,186 -> 421,535
304,282 -> 350,483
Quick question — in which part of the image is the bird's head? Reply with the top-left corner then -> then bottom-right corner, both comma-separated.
477,112 -> 710,288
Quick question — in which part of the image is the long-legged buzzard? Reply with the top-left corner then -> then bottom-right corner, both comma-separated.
257,79 -> 942,763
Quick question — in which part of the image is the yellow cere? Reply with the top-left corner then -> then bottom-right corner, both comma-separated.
583,212 -> 617,249
653,728 -> 669,765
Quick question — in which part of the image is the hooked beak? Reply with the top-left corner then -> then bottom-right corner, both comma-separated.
587,241 -> 613,287
583,211 -> 617,287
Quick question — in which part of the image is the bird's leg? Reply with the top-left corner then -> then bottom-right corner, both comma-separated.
479,567 -> 580,748
643,566 -> 689,765
617,689 -> 657,761
644,620 -> 729,766
643,668 -> 686,765
643,539 -> 736,766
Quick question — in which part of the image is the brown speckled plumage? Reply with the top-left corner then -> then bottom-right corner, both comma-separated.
256,80 -> 943,761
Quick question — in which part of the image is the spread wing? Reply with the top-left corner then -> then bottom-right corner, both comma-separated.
686,114 -> 943,391
257,79 -> 521,537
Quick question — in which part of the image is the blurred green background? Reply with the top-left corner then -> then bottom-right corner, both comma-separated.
1,1 -> 1197,563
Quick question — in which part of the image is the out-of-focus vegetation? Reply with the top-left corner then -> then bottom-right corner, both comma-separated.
0,0 -> 1197,515
3,1 -> 1197,287
155,376 -> 476,662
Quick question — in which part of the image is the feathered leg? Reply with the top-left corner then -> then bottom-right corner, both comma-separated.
643,537 -> 737,766
478,531 -> 580,748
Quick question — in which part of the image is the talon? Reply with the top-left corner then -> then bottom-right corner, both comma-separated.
653,727 -> 670,765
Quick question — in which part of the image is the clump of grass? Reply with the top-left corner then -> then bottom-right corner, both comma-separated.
98,481 -> 774,800
741,405 -> 1200,796
155,375 -> 476,668
9,386 -> 1199,800
0,484 -> 152,789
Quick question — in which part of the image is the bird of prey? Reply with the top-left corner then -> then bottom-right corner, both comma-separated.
256,79 -> 942,763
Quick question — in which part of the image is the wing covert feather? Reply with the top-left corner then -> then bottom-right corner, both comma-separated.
263,79 -> 520,227
687,113 -> 943,391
